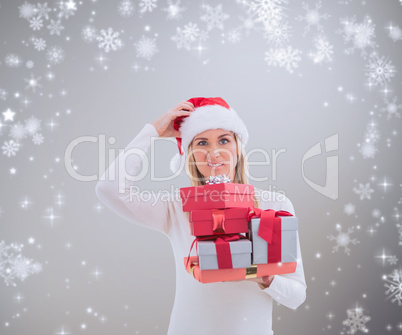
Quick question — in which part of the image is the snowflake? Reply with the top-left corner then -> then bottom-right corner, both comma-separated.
359,142 -> 377,159
139,0 -> 157,15
387,255 -> 398,265
2,140 -> 20,157
309,35 -> 334,63
134,36 -> 158,61
171,27 -> 192,51
46,45 -> 65,65
18,1 -> 37,20
182,22 -> 200,42
371,208 -> 381,218
200,4 -> 230,31
226,28 -> 242,43
35,2 -> 51,20
0,240 -> 43,287
295,1 -> 330,36
387,23 -> 402,42
327,224 -> 359,255
24,116 -> 42,135
29,16 -> 43,31
380,96 -> 402,120
264,46 -> 302,73
24,73 -> 42,93
118,0 -> 135,17
32,133 -> 44,145
338,16 -> 377,58
47,19 -> 64,36
57,1 -> 77,20
162,0 -> 186,20
365,54 -> 396,86
81,25 -> 98,43
353,182 -> 374,200
263,20 -> 291,46
344,203 -> 356,216
5,54 -> 22,67
0,88 -> 8,101
9,122 -> 28,141
31,37 -> 46,51
384,268 -> 402,306
246,0 -> 288,29
342,304 -> 370,334
97,27 -> 123,53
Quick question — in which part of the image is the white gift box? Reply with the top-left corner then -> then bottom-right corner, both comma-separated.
197,239 -> 252,270
249,216 -> 298,264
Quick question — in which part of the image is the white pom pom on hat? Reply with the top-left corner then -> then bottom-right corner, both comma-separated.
170,97 -> 249,174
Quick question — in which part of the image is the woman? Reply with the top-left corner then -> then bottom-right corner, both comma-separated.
95,97 -> 306,335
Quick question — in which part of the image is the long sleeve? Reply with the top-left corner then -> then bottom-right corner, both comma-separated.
257,196 -> 307,310
95,123 -> 172,236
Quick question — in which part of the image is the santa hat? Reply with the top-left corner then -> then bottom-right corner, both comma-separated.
170,97 -> 249,174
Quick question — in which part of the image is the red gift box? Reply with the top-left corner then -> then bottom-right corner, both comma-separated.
190,207 -> 250,236
180,183 -> 255,212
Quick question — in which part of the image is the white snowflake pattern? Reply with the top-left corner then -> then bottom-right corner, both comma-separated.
118,0 -> 135,18
309,35 -> 334,63
264,46 -> 302,73
35,2 -> 52,20
46,45 -> 65,65
353,182 -> 374,200
338,16 -> 377,58
134,36 -> 158,61
18,1 -> 38,20
182,22 -> 200,42
263,20 -> 292,46
81,25 -> 98,43
342,304 -> 370,334
9,122 -> 28,141
380,96 -> 402,120
2,140 -> 20,157
31,37 -> 46,51
47,19 -> 64,35
327,224 -> 359,255
0,240 -> 43,287
246,0 -> 288,29
387,23 -> 402,42
29,16 -> 43,31
365,54 -> 396,86
32,133 -> 44,145
24,73 -> 42,93
5,54 -> 22,67
200,4 -> 230,31
139,0 -> 157,15
344,203 -> 356,216
387,255 -> 398,265
24,116 -> 42,135
171,27 -> 193,51
57,1 -> 77,20
384,268 -> 402,306
162,0 -> 186,20
97,28 -> 123,53
295,1 -> 330,36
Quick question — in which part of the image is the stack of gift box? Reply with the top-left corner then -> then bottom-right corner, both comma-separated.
180,175 -> 299,284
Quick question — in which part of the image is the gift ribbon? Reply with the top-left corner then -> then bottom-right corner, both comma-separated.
185,234 -> 246,269
247,207 -> 293,263
211,209 -> 226,234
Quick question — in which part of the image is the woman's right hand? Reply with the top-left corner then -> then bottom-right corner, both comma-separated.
152,101 -> 194,137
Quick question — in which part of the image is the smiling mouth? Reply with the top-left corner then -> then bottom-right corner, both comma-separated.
207,162 -> 224,167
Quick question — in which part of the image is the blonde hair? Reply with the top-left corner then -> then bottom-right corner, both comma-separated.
186,132 -> 259,208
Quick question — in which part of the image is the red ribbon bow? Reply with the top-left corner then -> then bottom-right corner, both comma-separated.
247,207 -> 293,263
185,234 -> 246,269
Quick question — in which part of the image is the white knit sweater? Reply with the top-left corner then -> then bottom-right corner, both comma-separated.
95,123 -> 307,335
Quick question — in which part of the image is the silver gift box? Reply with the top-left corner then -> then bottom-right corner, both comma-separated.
249,216 -> 298,264
197,239 -> 252,270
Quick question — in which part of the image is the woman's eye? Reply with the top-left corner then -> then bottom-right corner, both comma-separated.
220,138 -> 229,144
198,141 -> 207,145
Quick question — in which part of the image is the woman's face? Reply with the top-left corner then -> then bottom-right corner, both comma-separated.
191,128 -> 238,181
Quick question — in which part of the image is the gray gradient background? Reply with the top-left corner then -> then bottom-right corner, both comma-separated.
0,0 -> 401,334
